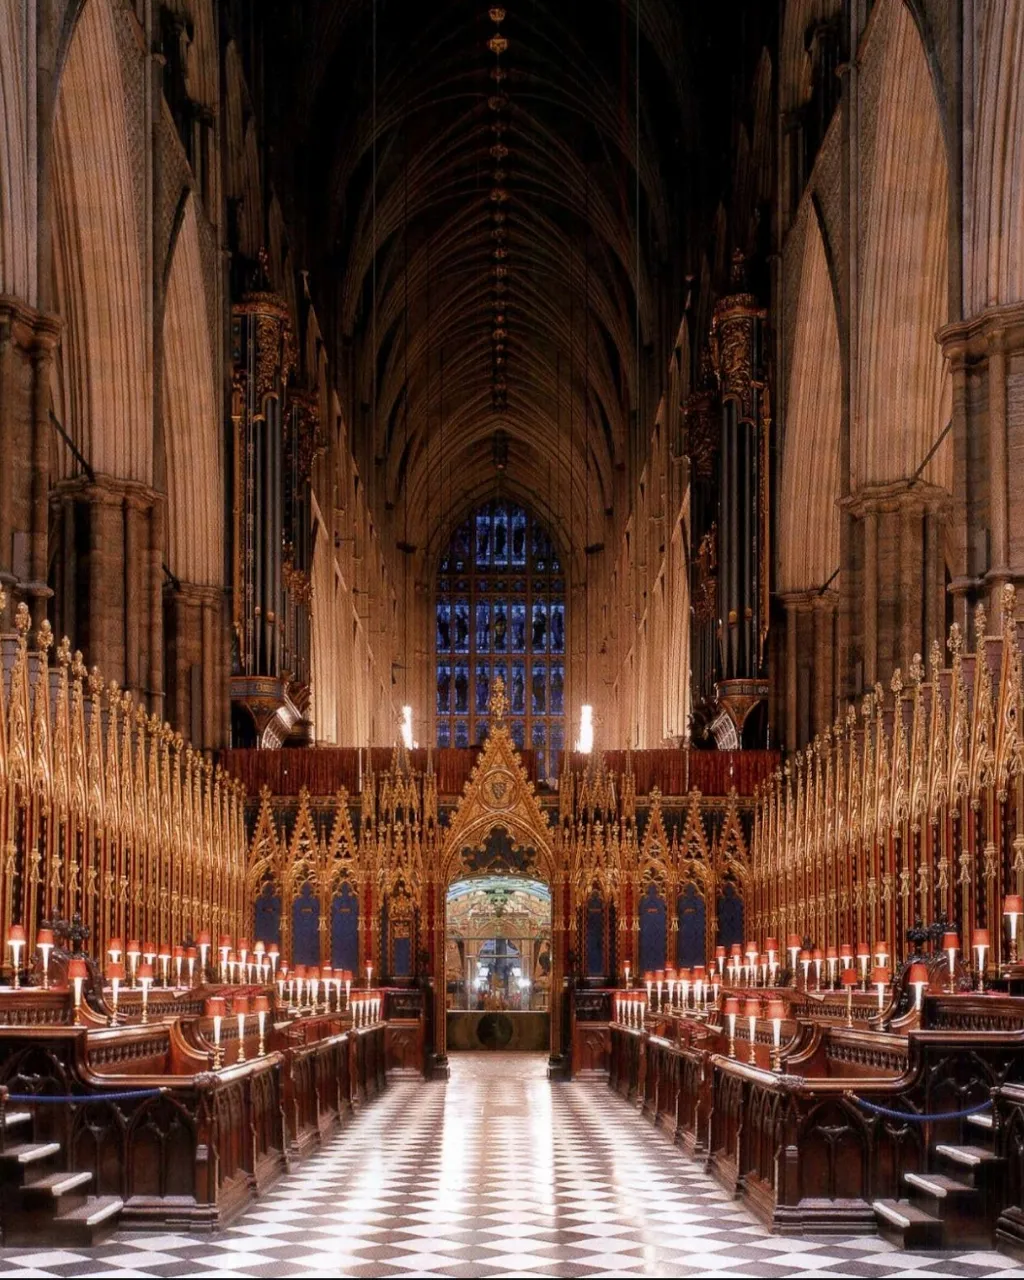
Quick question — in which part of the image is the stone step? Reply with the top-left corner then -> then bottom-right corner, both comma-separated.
904,1170 -> 992,1247
2,1112 -> 32,1132
22,1170 -> 93,1206
967,1110 -> 994,1132
873,1198 -> 944,1250
0,1142 -> 61,1185
904,1170 -> 978,1201
4,1194 -> 123,1247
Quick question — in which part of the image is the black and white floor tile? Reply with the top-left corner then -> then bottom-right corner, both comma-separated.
0,1054 -> 1021,1278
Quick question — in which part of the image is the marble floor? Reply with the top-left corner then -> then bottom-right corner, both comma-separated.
0,1053 -> 1021,1278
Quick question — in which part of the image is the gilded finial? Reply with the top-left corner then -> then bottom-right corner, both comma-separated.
488,673 -> 508,723
975,602 -> 988,642
87,666 -> 102,696
846,704 -> 857,730
37,619 -> 53,655
14,602 -> 30,635
909,652 -> 924,685
1002,582 -> 1017,625
72,650 -> 87,680
891,668 -> 903,698
930,638 -> 943,677
0,585 -> 5,614
57,637 -> 72,666
948,620 -> 963,659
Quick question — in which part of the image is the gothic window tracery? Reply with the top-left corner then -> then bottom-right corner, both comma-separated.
437,502 -> 565,778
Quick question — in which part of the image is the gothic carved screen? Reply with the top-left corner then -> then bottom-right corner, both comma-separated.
436,502 -> 565,779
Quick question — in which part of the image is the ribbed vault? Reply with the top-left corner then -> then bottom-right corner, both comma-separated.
270,0 -> 728,555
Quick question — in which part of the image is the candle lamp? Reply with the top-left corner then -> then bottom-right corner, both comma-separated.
643,970 -> 654,1006
757,954 -> 768,987
343,969 -> 353,1008
745,940 -> 758,982
729,944 -> 742,980
655,969 -> 666,1011
942,931 -> 960,994
767,997 -> 786,1071
36,928 -> 54,990
665,967 -> 677,1010
826,946 -> 839,989
799,949 -> 811,990
276,970 -> 286,1005
678,969 -> 690,1011
237,938 -> 250,975
186,945 -> 197,987
972,928 -> 990,993
293,965 -> 307,1008
172,945 -> 185,988
693,965 -> 706,1010
142,941 -> 157,973
786,935 -> 801,987
69,957 -> 88,1023
218,935 -> 232,983
908,961 -> 929,1011
105,961 -> 125,1025
714,946 -> 725,977
107,936 -> 123,966
871,965 -> 890,1016
138,962 -> 154,1024
744,997 -> 761,1064
158,945 -> 171,987
811,948 -> 824,991
873,941 -> 889,970
254,994 -> 270,1055
724,996 -> 740,1058
1004,896 -> 1023,965
205,996 -> 226,1068
268,943 -> 280,979
234,994 -> 249,1063
839,942 -> 853,972
623,960 -> 632,988
322,965 -> 335,1012
841,967 -> 859,1027
126,940 -> 140,988
7,925 -> 26,989
366,962 -> 373,990
711,973 -> 721,1006
856,941 -> 871,990
197,931 -> 211,979
309,967 -> 321,1011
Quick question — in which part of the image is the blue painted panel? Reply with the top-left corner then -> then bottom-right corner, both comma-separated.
638,884 -> 667,974
676,884 -> 706,968
393,936 -> 412,977
717,882 -> 744,950
254,881 -> 281,949
586,892 -> 605,977
292,881 -> 321,967
331,883 -> 359,972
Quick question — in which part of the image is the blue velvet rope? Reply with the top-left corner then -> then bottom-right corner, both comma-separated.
4,1089 -> 165,1104
851,1096 -> 992,1122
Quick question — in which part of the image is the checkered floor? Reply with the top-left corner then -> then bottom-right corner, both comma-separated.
1,1053 -> 1021,1278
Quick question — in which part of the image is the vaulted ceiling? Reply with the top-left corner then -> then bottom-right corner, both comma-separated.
268,0 -> 737,555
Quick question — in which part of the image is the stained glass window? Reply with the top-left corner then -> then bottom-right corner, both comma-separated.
436,502 -> 565,781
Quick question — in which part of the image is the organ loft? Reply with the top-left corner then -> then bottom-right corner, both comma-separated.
0,0 -> 1022,1275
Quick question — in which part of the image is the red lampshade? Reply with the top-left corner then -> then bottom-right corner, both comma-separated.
218,935 -> 232,950
36,928 -> 54,948
143,940 -> 156,956
693,966 -> 706,980
743,997 -> 761,1018
812,948 -> 824,961
766,937 -> 779,952
137,963 -> 154,982
7,924 -> 26,945
908,963 -> 929,986
127,939 -> 140,954
643,970 -> 655,982
856,940 -> 870,957
107,936 -> 123,953
268,943 -> 280,956
68,958 -> 88,982
840,968 -> 859,987
840,943 -> 853,957
253,994 -> 270,1014
234,994 -> 250,1015
172,945 -> 185,959
941,932 -> 960,951
227,951 -> 237,964
654,969 -> 665,981
186,945 -> 197,959
1004,895 -> 1024,915
729,944 -> 742,957
767,998 -> 786,1021
664,967 -> 677,981
197,931 -> 211,947
972,928 -> 991,948
715,945 -> 726,958
322,965 -> 334,980
758,954 -> 768,966
294,965 -> 307,979
158,944 -> 171,959
254,940 -> 266,955
205,996 -> 226,1018
786,934 -> 802,949
677,968 -> 692,983
105,962 -> 125,982
723,996 -> 741,1016
745,940 -> 758,954
237,938 -> 250,953
826,945 -> 838,959
871,966 -> 890,986
798,949 -> 811,962
309,967 -> 321,981
873,939 -> 888,953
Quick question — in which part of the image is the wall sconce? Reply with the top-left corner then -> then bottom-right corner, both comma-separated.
799,949 -> 811,990
107,936 -> 123,967
158,945 -> 171,987
173,945 -> 185,988
811,948 -> 824,991
219,935 -> 232,982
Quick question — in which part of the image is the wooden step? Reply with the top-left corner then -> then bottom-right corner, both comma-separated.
4,1194 -> 123,1247
904,1170 -> 992,1247
904,1170 -> 978,1202
0,1142 -> 60,1185
2,1112 -> 32,1132
21,1170 -> 93,1206
935,1143 -> 1003,1187
967,1110 -> 994,1132
873,1198 -> 944,1250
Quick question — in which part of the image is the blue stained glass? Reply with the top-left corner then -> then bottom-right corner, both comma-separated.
532,662 -> 547,715
493,660 -> 508,688
476,514 -> 491,566
436,603 -> 452,651
511,604 -> 526,652
476,603 -> 490,652
436,664 -> 452,714
454,522 -> 471,569
493,509 -> 509,565
437,721 -> 451,748
475,664 -> 490,715
454,664 -> 469,714
550,724 -> 564,762
455,720 -> 469,748
511,509 -> 527,564
453,600 -> 470,651
475,719 -> 489,744
510,661 -> 526,713
550,604 -> 565,653
532,523 -> 546,570
510,719 -> 525,748
550,664 -> 564,715
531,603 -> 548,650
493,604 -> 508,651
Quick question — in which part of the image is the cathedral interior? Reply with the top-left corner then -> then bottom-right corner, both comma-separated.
0,0 -> 1023,1275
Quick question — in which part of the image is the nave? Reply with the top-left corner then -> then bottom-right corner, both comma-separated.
0,1055 -> 1016,1280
